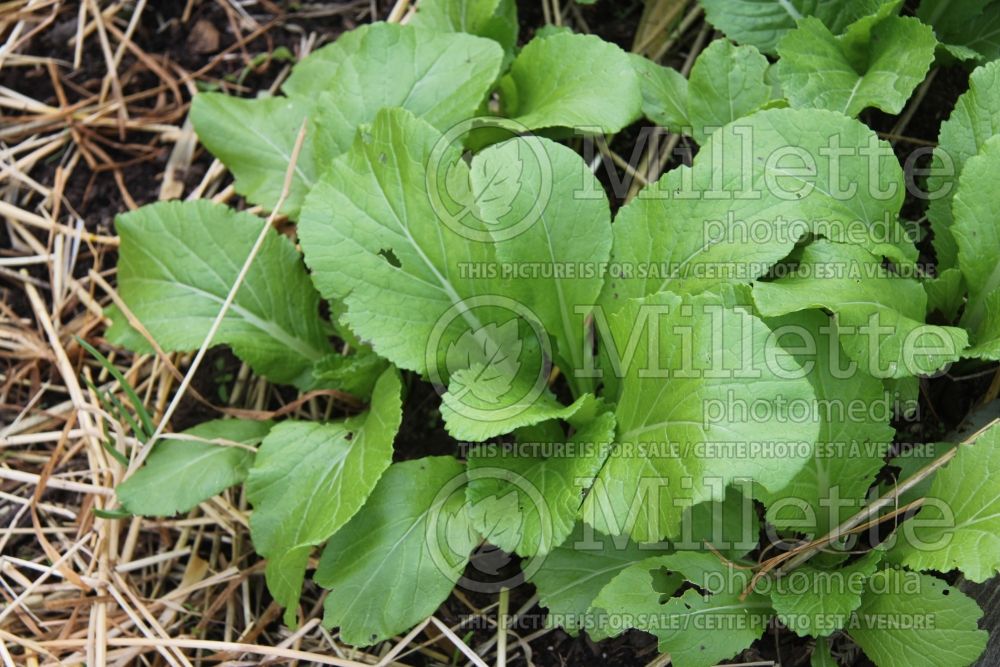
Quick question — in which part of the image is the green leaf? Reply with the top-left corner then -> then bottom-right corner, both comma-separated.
917,0 -> 1000,62
283,22 -> 503,155
246,369 -> 402,625
117,419 -> 272,516
759,311 -> 894,537
699,0 -> 888,54
582,288 -> 819,542
891,422 -> 1000,583
311,347 -> 390,398
924,268 -> 965,321
752,240 -> 968,378
410,0 -> 518,58
190,94 -> 318,218
812,637 -> 838,667
687,39 -> 773,142
498,32 -> 642,133
471,136 -> 612,394
629,54 -> 689,132
927,59 -> 1000,270
952,134 -> 1000,354
529,523 -> 665,635
848,569 -> 986,667
315,456 -> 478,645
776,16 -> 936,117
592,552 -> 772,667
465,400 -> 615,556
769,550 -> 883,636
114,200 -> 330,388
600,108 -> 915,310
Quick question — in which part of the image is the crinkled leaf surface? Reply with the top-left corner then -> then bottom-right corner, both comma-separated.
283,22 -> 503,153
769,550 -> 882,636
776,15 -> 936,117
114,200 -> 329,388
760,311 -> 894,536
117,419 -> 272,516
315,456 -> 478,645
891,422 -> 1000,583
592,552 -> 772,667
498,32 -> 642,133
699,0 -> 888,54
752,240 -> 968,378
582,289 -> 819,542
466,399 -> 615,556
849,569 -> 986,667
951,134 -> 1000,355
246,369 -> 402,625
600,108 -> 914,310
927,59 -> 1000,270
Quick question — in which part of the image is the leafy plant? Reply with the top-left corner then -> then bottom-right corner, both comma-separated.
106,3 -> 1000,666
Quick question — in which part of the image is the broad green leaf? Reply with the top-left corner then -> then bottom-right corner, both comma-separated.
629,54 -> 689,132
917,0 -> 1000,62
465,400 -> 615,556
924,268 -> 965,321
117,419 -> 272,516
312,347 -> 390,398
927,59 -> 1000,270
283,22 -> 503,155
892,423 -> 1000,583
471,137 -> 612,394
190,94 -> 319,218
582,288 -> 819,542
114,200 -> 329,388
410,0 -> 518,58
498,32 -> 642,133
592,552 -> 772,667
529,523 -> 665,635
600,108 -> 914,311
299,107 -> 574,440
776,16 -> 936,117
952,134 -> 1000,354
752,240 -> 968,378
246,369 -> 402,625
760,311 -> 894,537
315,456 -> 478,645
698,0 -> 888,54
687,39 -> 773,143
769,550 -> 882,636
849,569 -> 986,667
966,290 -> 1000,361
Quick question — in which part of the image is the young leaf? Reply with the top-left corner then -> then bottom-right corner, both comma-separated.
687,39 -> 773,143
629,54 -> 690,132
465,401 -> 615,556
283,22 -> 503,155
528,523 -> 666,635
951,135 -> 1000,355
471,136 -> 613,394
812,637 -> 838,667
848,569 -> 986,667
699,0 -> 888,54
190,94 -> 318,218
114,200 -> 330,388
498,32 -> 642,133
117,419 -> 272,516
582,288 -> 819,542
315,456 -> 478,645
409,0 -> 518,58
311,348 -> 390,398
759,311 -> 894,537
591,552 -> 772,667
776,15 -> 936,117
600,108 -> 914,309
752,240 -> 968,378
769,550 -> 883,636
246,369 -> 402,625
927,59 -> 1000,270
890,422 -> 1000,583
